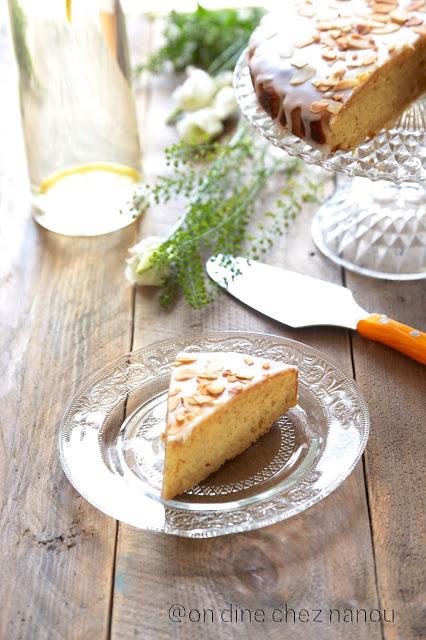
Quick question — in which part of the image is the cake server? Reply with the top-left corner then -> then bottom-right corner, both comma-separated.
206,255 -> 426,365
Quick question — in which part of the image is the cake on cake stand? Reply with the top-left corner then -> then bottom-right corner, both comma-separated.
234,51 -> 426,281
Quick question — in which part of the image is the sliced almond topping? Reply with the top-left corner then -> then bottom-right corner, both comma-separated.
370,15 -> 390,26
321,33 -> 339,48
176,354 -> 197,364
291,57 -> 309,69
175,411 -> 186,423
372,22 -> 401,33
227,375 -> 238,383
244,356 -> 254,365
356,23 -> 373,35
168,396 -> 180,412
205,382 -> 226,396
291,65 -> 317,85
406,17 -> 423,26
373,3 -> 397,14
390,9 -> 409,24
235,373 -> 254,381
407,0 -> 425,9
185,412 -> 196,422
190,393 -> 214,405
294,35 -> 316,48
322,50 -> 338,61
346,35 -> 374,49
327,101 -> 344,114
310,100 -> 330,113
262,362 -> 271,370
197,373 -> 219,381
174,369 -> 196,381
168,387 -> 181,397
334,78 -> 359,91
413,25 -> 426,35
333,94 -> 344,101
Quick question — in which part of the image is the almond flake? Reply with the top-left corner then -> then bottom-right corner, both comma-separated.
295,35 -> 316,48
356,23 -> 373,34
310,100 -> 330,113
244,357 -> 254,365
291,57 -> 309,69
333,94 -> 344,101
185,412 -> 196,421
370,12 -> 390,23
262,362 -> 271,370
169,387 -> 181,396
168,396 -> 180,411
327,101 -> 344,114
176,354 -> 197,364
322,51 -> 338,61
334,78 -> 359,90
407,0 -> 425,9
373,3 -> 397,13
390,9 -> 409,24
406,17 -> 423,26
174,369 -> 196,381
372,22 -> 401,33
321,34 -> 339,47
346,35 -> 374,49
291,65 -> 316,85
235,373 -> 254,381
197,373 -> 219,381
205,383 -> 226,396
188,393 -> 213,405
175,411 -> 186,423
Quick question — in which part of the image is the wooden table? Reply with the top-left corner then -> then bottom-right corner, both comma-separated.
1,9 -> 425,640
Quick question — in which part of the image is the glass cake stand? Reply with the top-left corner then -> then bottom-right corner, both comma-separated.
234,51 -> 426,281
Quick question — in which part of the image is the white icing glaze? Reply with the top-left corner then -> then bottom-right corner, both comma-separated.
164,351 -> 297,443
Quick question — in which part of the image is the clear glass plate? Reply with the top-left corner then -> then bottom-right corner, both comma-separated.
59,332 -> 370,537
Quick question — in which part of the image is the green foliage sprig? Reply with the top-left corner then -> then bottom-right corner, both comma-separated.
136,5 -> 265,76
130,127 -> 321,310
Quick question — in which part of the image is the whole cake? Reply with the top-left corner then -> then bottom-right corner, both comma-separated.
248,0 -> 426,150
161,351 -> 298,500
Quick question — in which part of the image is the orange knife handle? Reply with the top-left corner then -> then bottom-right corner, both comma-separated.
357,314 -> 426,365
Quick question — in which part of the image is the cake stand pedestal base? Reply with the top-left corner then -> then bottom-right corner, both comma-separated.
311,175 -> 426,280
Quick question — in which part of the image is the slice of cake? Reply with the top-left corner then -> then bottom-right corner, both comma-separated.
248,0 -> 426,150
161,351 -> 298,500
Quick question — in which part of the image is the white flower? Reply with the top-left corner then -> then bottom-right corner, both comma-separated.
214,71 -> 234,90
172,67 -> 217,111
212,86 -> 238,120
125,236 -> 168,286
176,107 -> 224,144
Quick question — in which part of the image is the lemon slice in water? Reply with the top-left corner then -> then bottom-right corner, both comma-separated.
39,162 -> 140,194
34,162 -> 141,236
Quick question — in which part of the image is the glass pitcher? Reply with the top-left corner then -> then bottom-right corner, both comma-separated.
8,0 -> 141,236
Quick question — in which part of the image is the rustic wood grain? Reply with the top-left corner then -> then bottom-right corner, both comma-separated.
346,273 -> 426,640
109,19 -> 382,640
1,5 -> 425,640
0,15 -> 139,640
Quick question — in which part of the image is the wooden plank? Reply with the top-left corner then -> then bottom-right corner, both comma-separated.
0,16 -> 140,640
346,273 -> 426,640
110,20 -> 381,640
